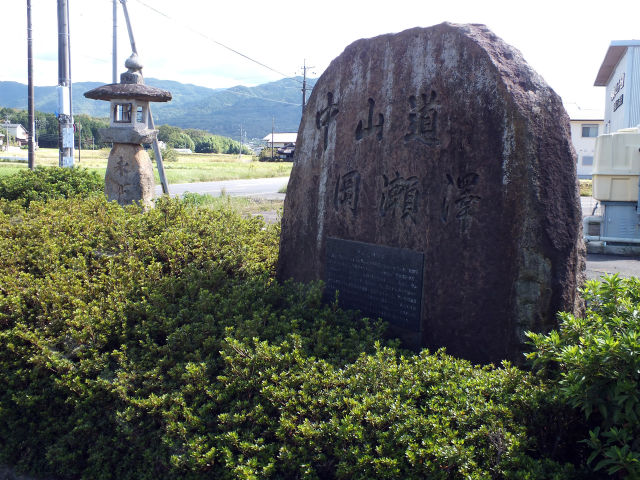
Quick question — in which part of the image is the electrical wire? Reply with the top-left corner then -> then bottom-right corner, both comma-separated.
221,88 -> 301,106
89,0 -> 304,106
131,0 -> 303,85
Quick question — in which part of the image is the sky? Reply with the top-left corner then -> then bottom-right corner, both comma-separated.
3,0 -> 639,114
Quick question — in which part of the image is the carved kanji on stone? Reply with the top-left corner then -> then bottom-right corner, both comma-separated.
334,170 -> 361,214
355,98 -> 384,141
405,90 -> 439,145
441,172 -> 481,223
115,157 -> 129,176
379,172 -> 420,223
316,92 -> 339,150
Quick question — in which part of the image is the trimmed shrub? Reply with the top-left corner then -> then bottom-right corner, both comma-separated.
205,338 -> 588,480
259,147 -> 280,162
149,147 -> 178,162
0,195 -> 594,479
0,167 -> 103,207
527,275 -> 640,478
0,196 -> 385,479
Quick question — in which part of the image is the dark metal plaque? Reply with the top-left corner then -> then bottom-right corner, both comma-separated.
324,237 -> 424,332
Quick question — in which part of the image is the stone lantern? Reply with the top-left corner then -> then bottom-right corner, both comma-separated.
84,54 -> 171,208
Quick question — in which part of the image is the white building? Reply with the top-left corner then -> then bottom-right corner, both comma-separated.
594,40 -> 640,133
262,132 -> 297,149
2,124 -> 28,147
565,104 -> 604,179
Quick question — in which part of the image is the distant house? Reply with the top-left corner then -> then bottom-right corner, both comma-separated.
0,132 -> 4,147
262,132 -> 297,149
565,104 -> 604,179
3,124 -> 28,147
276,143 -> 295,160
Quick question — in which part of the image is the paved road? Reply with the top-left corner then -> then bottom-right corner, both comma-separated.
580,196 -> 602,217
155,176 -> 289,200
587,254 -> 640,280
154,183 -> 638,279
580,196 -> 640,279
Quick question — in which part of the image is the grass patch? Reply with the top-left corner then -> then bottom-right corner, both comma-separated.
0,148 -> 292,184
0,165 -> 29,177
182,192 -> 283,217
160,160 -> 291,184
579,179 -> 592,197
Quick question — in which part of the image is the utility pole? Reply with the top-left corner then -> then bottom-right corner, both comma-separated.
4,118 -> 9,152
113,0 -> 118,83
27,0 -> 35,169
77,123 -> 82,163
271,117 -> 274,160
238,124 -> 243,159
301,59 -> 314,114
57,0 -> 74,167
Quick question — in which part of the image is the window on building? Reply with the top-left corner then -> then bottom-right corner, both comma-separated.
582,124 -> 599,138
136,106 -> 145,124
114,103 -> 133,123
582,155 -> 594,166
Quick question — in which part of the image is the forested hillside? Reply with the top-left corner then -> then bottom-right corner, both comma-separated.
0,77 -> 315,139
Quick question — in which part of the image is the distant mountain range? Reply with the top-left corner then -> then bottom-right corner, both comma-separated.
0,77 -> 317,139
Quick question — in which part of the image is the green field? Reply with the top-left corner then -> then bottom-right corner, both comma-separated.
0,148 -> 292,183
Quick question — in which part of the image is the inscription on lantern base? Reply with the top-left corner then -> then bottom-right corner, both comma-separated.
324,237 -> 424,332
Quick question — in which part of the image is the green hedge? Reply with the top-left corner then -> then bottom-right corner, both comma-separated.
0,197 -> 388,479
0,167 -> 103,207
528,275 -> 640,478
0,194 -> 604,479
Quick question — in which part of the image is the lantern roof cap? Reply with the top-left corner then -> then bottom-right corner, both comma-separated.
83,53 -> 172,103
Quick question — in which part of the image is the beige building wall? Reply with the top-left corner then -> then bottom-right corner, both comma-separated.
566,104 -> 604,179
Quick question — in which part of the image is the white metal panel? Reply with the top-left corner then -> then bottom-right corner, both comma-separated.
604,52 -> 628,132
603,203 -> 640,239
57,86 -> 70,116
628,47 -> 640,128
62,126 -> 74,148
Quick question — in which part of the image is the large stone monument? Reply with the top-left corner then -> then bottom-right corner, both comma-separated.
277,23 -> 585,363
84,54 -> 171,208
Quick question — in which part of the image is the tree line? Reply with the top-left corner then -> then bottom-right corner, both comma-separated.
157,125 -> 252,154
1,107 -> 109,149
0,107 -> 250,154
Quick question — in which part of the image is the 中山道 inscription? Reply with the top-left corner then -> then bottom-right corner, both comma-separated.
324,237 -> 424,331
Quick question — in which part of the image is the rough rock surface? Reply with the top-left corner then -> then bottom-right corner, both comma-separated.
105,143 -> 155,209
277,22 -> 585,364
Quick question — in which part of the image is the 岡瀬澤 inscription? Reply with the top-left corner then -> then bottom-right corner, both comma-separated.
324,237 -> 424,331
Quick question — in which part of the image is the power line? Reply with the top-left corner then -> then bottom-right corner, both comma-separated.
131,0 -> 302,85
223,88 -> 301,106
76,0 -> 304,108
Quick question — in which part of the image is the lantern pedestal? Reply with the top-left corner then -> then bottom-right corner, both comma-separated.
105,143 -> 155,209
